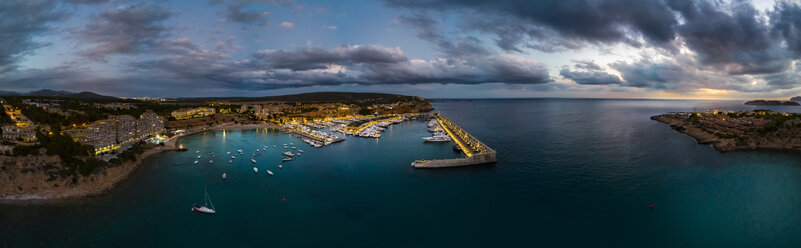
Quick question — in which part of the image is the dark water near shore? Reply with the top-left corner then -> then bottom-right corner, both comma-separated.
4,99 -> 801,247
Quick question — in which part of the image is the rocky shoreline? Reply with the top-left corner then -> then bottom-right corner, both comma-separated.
0,122 -> 281,202
651,111 -> 801,152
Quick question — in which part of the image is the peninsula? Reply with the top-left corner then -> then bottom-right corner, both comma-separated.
744,100 -> 800,106
651,110 -> 801,152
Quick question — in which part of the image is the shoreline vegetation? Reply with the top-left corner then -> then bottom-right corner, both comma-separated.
651,110 -> 801,152
0,92 -> 431,203
0,122 -> 281,202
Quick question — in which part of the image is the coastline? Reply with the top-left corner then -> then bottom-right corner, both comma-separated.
650,114 -> 801,152
0,122 -> 281,203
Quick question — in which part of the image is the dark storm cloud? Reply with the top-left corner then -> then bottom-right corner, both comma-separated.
212,0 -> 295,27
387,0 -> 679,52
220,3 -> 271,26
0,0 -> 65,74
673,0 -> 790,75
770,2 -> 801,56
386,0 -> 801,87
130,37 -> 551,90
560,69 -> 622,85
64,0 -> 117,4
396,14 -> 491,58
560,60 -> 622,85
75,3 -> 173,60
251,45 -> 409,71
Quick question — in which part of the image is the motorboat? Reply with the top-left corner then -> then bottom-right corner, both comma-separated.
278,164 -> 283,169
222,173 -> 227,180
267,170 -> 273,176
251,158 -> 257,163
194,160 -> 199,164
282,157 -> 293,161
253,167 -> 258,173
282,151 -> 294,156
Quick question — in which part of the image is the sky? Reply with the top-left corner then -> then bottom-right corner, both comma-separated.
3,0 -> 801,99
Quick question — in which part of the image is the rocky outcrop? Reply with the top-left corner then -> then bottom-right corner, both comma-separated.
0,145 -> 178,201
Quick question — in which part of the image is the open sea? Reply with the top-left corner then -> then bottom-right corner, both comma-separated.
3,99 -> 801,247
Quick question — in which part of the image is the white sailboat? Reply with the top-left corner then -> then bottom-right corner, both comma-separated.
191,187 -> 216,214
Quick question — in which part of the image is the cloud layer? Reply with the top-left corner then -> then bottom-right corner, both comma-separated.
2,0 -> 801,98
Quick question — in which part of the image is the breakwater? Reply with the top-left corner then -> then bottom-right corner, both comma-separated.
412,113 -> 496,168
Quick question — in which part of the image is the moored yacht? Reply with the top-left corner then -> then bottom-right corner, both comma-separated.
191,187 -> 216,214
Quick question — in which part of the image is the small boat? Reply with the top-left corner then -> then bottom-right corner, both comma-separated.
228,160 -> 232,163
256,149 -> 260,152
278,164 -> 283,169
251,158 -> 257,163
191,187 -> 216,214
226,152 -> 231,155
273,145 -> 277,148
267,170 -> 274,176
291,146 -> 296,149
253,167 -> 258,173
194,160 -> 199,164
231,156 -> 236,159
282,151 -> 294,156
237,149 -> 243,153
209,160 -> 213,164
195,151 -> 200,154
282,157 -> 292,161
197,155 -> 201,159
298,149 -> 304,153
289,143 -> 294,145
222,173 -> 227,180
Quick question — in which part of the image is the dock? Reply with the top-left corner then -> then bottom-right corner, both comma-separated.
286,125 -> 345,144
412,113 -> 497,168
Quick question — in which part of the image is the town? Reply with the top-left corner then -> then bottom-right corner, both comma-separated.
0,92 -> 435,191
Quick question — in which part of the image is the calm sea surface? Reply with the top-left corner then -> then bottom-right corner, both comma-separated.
3,99 -> 801,247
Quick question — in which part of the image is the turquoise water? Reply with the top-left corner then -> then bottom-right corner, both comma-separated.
4,99 -> 801,247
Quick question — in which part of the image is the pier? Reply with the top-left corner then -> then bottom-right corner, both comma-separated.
412,113 -> 497,168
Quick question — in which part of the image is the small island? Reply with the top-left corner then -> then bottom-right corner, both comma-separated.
744,100 -> 800,106
652,110 -> 801,152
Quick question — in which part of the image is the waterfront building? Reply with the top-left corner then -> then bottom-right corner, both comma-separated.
171,107 -> 216,120
1,125 -> 37,142
81,110 -> 166,154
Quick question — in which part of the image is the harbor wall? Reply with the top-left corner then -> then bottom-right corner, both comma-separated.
412,152 -> 497,168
